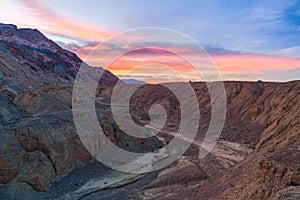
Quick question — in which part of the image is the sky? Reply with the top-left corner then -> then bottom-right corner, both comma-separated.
0,0 -> 300,83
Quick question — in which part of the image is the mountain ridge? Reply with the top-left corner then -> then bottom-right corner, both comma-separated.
0,23 -> 119,85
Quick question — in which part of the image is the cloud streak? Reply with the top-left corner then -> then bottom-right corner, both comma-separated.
1,0 -> 299,82
20,0 -> 116,40
75,41 -> 300,82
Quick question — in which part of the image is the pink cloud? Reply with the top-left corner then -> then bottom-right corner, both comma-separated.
212,54 -> 300,74
20,0 -> 116,40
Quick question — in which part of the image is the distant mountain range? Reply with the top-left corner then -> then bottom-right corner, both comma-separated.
122,79 -> 147,85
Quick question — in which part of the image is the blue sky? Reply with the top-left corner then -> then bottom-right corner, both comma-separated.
0,0 -> 299,82
33,0 -> 300,55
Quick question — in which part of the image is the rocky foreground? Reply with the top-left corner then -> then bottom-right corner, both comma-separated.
0,24 -> 299,199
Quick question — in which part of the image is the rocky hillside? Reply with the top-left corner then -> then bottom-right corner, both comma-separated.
128,81 -> 300,200
0,24 -> 132,199
0,23 -> 118,84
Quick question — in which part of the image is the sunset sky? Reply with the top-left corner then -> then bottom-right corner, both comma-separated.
1,0 -> 300,83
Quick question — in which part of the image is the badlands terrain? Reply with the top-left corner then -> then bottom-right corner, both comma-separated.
0,24 -> 299,199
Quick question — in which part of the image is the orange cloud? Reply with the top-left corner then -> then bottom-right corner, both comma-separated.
104,49 -> 199,75
212,54 -> 300,74
77,43 -> 300,82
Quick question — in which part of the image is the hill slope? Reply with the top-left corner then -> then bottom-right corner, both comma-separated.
0,23 -> 118,84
